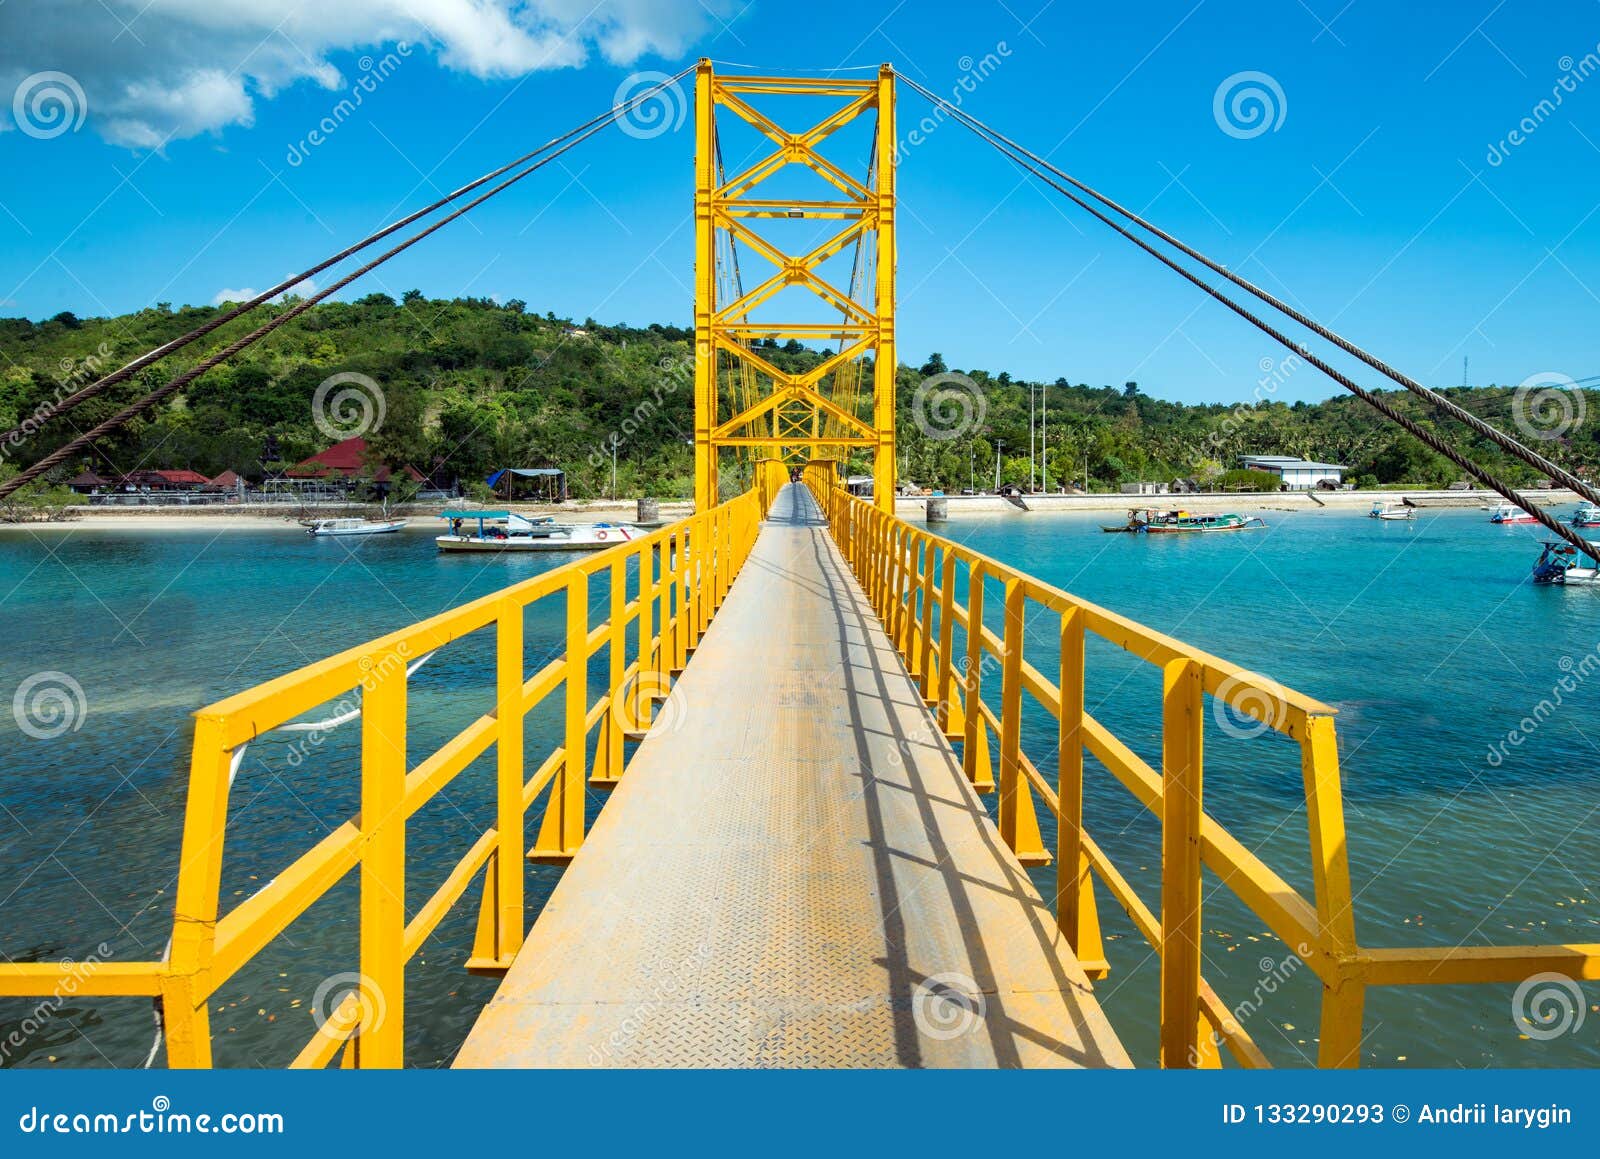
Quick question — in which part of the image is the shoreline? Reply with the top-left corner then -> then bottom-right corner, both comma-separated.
893,487 -> 1579,516
0,489 -> 1577,531
6,498 -> 695,531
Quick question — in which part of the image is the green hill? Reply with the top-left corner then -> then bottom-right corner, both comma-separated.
1,294 -> 1590,499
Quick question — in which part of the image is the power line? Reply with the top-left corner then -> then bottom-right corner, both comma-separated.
899,76 -> 1600,560
901,75 -> 1600,516
0,68 -> 694,501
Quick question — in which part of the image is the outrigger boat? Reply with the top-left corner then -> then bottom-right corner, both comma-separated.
1489,502 -> 1538,524
1573,504 -> 1600,528
303,516 -> 408,537
435,510 -> 638,553
1532,541 -> 1600,586
1101,508 -> 1267,534
1368,502 -> 1412,520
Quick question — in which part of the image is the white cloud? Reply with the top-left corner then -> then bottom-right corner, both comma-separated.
212,277 -> 319,305
0,0 -> 718,149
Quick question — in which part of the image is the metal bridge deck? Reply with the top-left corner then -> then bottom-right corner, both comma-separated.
455,484 -> 1129,1068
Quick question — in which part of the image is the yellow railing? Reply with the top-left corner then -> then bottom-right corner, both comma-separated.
0,483 -> 777,1067
804,464 -> 1600,1068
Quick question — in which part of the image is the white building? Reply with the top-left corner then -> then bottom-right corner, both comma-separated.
1239,455 -> 1346,490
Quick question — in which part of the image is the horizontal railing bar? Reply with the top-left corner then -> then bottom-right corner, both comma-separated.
0,961 -> 165,998
1359,944 -> 1600,986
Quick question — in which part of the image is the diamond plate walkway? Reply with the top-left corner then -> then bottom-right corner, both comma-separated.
455,484 -> 1129,1068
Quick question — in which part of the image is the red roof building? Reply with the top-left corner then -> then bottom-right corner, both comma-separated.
286,436 -> 424,483
120,468 -> 212,490
206,469 -> 245,490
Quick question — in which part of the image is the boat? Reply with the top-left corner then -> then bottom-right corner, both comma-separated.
1489,502 -> 1538,524
303,516 -> 407,537
1101,508 -> 1267,534
1573,505 -> 1600,528
435,510 -> 639,553
1532,541 -> 1600,585
1368,502 -> 1412,520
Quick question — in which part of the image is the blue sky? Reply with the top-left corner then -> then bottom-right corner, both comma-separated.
0,0 -> 1597,404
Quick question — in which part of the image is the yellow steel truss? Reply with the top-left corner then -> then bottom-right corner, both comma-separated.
693,61 -> 896,512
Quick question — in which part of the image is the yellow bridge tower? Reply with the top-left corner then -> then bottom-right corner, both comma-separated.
693,60 -> 897,512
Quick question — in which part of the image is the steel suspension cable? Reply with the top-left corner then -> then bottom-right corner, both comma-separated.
903,86 -> 1600,560
902,75 -> 1600,513
3,67 -> 694,451
0,70 -> 693,501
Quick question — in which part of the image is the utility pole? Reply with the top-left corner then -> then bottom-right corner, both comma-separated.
1028,384 -> 1036,492
611,441 -> 618,499
995,439 -> 1003,492
1041,381 -> 1049,493
969,448 -> 975,493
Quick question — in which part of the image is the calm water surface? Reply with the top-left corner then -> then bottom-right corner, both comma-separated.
1,506 -> 1596,1068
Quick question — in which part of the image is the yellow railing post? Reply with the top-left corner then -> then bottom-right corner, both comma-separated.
679,521 -> 693,659
917,540 -> 936,698
530,572 -> 590,863
491,598 -> 525,962
1159,656 -> 1204,1068
935,548 -> 958,736
997,579 -> 1025,850
355,648 -> 407,1067
592,554 -> 627,787
961,564 -> 992,791
638,537 -> 656,729
1302,711 -> 1363,1066
161,715 -> 234,1068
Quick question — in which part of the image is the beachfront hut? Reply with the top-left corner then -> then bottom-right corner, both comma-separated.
485,467 -> 567,503
66,470 -> 109,495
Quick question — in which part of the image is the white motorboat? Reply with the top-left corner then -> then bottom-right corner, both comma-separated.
435,510 -> 639,553
1489,502 -> 1538,524
305,517 -> 408,537
1368,502 -> 1412,520
1573,504 -> 1600,528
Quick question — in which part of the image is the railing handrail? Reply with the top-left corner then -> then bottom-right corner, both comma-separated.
0,466 -> 791,1068
802,464 -> 1600,1069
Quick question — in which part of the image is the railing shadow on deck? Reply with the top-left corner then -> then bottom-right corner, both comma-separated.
802,462 -> 1600,1069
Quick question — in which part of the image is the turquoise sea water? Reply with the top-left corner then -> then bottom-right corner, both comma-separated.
1,506 -> 1597,1068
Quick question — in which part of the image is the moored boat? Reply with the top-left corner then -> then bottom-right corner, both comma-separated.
1573,504 -> 1600,528
304,516 -> 408,537
435,510 -> 638,552
1101,508 -> 1266,534
1489,502 -> 1538,524
1369,502 -> 1413,520
1532,541 -> 1600,585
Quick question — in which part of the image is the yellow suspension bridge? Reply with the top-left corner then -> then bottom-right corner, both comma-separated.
2,62 -> 1597,1070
